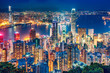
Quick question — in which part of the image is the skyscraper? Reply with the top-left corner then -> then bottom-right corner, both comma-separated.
61,24 -> 66,42
2,48 -> 7,62
88,29 -> 94,39
30,28 -> 36,41
71,8 -> 77,36
78,28 -> 86,44
14,32 -> 20,41
52,21 -> 58,43
9,5 -> 12,23
13,40 -> 24,59
0,34 -> 3,43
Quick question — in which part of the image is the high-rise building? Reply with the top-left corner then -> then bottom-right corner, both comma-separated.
80,48 -> 87,63
69,32 -> 73,43
14,32 -> 20,41
78,28 -> 86,44
67,44 -> 73,69
72,44 -> 80,62
52,21 -> 58,43
71,8 -> 77,36
30,28 -> 36,41
67,44 -> 80,69
34,47 -> 39,64
13,40 -> 24,59
0,34 -> 3,43
88,29 -> 94,39
25,42 -> 35,55
61,24 -> 66,42
33,38 -> 40,47
50,27 -> 52,37
48,52 -> 55,72
9,5 -> 12,23
2,48 -> 7,62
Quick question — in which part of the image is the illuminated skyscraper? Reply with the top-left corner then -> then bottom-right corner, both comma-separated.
13,40 -> 24,59
0,34 -> 3,43
71,8 -> 77,36
78,28 -> 86,44
61,24 -> 66,42
67,44 -> 80,69
50,27 -> 52,37
88,29 -> 94,39
14,32 -> 20,41
9,5 -> 12,23
34,47 -> 39,64
33,38 -> 40,47
69,32 -> 73,43
52,21 -> 58,43
2,48 -> 7,62
67,44 -> 73,69
30,28 -> 36,41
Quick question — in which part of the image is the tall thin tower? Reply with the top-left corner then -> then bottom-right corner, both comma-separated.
71,8 -> 77,36
9,5 -> 12,23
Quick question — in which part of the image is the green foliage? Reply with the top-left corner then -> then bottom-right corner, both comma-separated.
0,62 -> 26,73
67,63 -> 110,73
68,67 -> 82,73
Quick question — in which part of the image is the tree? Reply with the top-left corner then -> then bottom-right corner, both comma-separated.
68,67 -> 82,73
0,62 -> 26,73
82,63 -> 104,73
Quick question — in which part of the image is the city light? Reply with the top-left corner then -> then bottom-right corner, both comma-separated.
0,1 -> 109,73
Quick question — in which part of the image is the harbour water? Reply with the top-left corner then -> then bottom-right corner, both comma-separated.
0,15 -> 109,41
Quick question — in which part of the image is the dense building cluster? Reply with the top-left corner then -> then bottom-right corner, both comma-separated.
0,8 -> 110,73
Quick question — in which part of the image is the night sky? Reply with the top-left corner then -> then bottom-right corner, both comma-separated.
0,0 -> 109,33
0,0 -> 110,11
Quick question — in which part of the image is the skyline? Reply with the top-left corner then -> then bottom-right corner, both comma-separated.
0,0 -> 110,11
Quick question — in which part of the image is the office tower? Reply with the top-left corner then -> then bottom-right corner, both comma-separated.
0,34 -> 3,43
2,48 -> 7,62
88,29 -> 94,39
67,44 -> 80,69
48,52 -> 55,72
71,8 -> 77,36
34,47 -> 39,64
86,52 -> 93,65
94,35 -> 103,47
23,41 -> 26,55
50,27 -> 52,37
72,44 -> 80,62
33,38 -> 40,47
9,5 -> 12,23
67,44 -> 73,69
39,46 -> 43,61
30,28 -> 36,41
56,51 -> 63,71
78,28 -> 86,44
25,42 -> 35,55
13,40 -> 24,59
69,32 -> 73,43
61,24 -> 66,42
14,32 -> 20,41
52,21 -> 58,43
80,48 -> 87,63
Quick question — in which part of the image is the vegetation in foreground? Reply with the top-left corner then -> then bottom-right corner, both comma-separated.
63,63 -> 110,73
